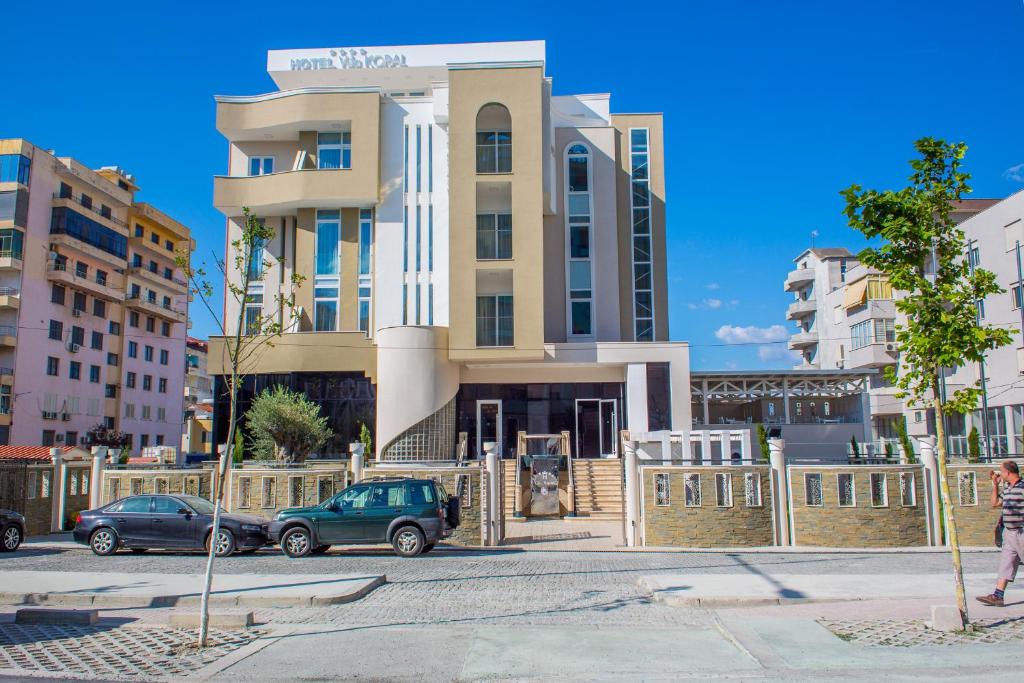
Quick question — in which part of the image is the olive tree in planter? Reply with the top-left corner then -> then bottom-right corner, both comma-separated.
841,137 -> 1011,629
177,207 -> 304,647
245,386 -> 333,464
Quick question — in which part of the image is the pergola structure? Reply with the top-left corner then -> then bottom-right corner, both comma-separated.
690,370 -> 875,426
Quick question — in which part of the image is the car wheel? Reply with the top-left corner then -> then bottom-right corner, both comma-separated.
0,524 -> 21,552
392,526 -> 425,558
206,528 -> 236,557
281,527 -> 313,558
422,543 -> 435,553
130,548 -> 148,554
311,544 -> 331,555
89,528 -> 118,556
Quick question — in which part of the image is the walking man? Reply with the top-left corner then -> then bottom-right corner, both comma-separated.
977,460 -> 1024,607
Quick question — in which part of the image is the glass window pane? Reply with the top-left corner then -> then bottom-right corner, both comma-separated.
634,263 -> 652,291
635,291 -> 653,318
318,132 -> 341,144
570,224 -> 590,258
571,301 -> 592,336
633,208 -> 650,234
568,194 -> 590,217
264,157 -> 273,174
319,149 -> 341,169
633,235 -> 651,262
632,181 -> 650,208
316,219 -> 339,275
569,261 -> 591,291
631,153 -> 648,180
315,301 -> 337,331
568,156 -> 588,192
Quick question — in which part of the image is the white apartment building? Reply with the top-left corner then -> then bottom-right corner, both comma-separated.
785,191 -> 1024,456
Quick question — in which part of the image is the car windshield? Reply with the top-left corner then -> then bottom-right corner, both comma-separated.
178,496 -> 216,514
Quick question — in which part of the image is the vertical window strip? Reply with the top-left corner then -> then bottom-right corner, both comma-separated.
416,125 -> 422,193
402,284 -> 408,325
428,205 -> 434,271
628,128 -> 654,341
428,125 -> 433,193
428,283 -> 434,325
403,125 -> 409,192
565,144 -> 593,338
415,283 -> 421,325
415,206 -> 422,272
402,206 -> 409,273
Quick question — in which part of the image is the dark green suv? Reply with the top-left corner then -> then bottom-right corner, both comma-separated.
268,478 -> 459,558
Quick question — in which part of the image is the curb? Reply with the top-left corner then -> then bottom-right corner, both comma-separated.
0,575 -> 386,609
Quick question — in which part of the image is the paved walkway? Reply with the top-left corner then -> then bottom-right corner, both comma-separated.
501,518 -> 625,550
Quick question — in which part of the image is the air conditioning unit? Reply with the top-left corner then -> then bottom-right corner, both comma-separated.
885,343 -> 897,352
67,342 -> 80,353
41,411 -> 58,420
71,309 -> 82,318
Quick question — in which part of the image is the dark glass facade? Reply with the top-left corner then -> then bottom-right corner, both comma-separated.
213,372 -> 375,458
456,382 -> 624,458
50,207 -> 128,260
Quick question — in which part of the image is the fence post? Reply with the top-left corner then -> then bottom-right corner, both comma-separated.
350,443 -> 365,484
623,440 -> 640,547
89,446 -> 108,509
768,438 -> 790,546
917,436 -> 942,546
50,448 -> 67,533
485,444 -> 500,546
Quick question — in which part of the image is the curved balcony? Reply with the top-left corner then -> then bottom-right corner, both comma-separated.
213,169 -> 378,216
784,268 -> 815,292
786,298 -> 816,320
216,89 -> 380,142
787,330 -> 819,350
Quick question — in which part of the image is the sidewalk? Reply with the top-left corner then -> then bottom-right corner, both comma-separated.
0,571 -> 385,608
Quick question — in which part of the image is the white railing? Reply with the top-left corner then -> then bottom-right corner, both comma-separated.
629,429 -> 753,465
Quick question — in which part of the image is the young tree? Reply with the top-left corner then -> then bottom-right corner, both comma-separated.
967,426 -> 982,464
841,137 -> 1012,628
895,418 -> 917,465
756,423 -> 771,463
245,386 -> 333,464
176,207 -> 303,647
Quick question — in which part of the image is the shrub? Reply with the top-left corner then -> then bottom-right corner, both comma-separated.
244,386 -> 333,464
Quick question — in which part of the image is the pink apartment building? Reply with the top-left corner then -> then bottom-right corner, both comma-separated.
0,139 -> 192,453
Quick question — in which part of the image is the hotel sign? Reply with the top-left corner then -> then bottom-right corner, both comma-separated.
290,49 -> 408,71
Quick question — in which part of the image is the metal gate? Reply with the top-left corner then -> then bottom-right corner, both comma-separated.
0,462 -> 28,514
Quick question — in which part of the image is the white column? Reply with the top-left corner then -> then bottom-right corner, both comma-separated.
768,438 -> 790,546
701,431 -> 712,466
625,363 -> 649,433
50,448 -> 67,533
89,446 -> 108,510
485,444 -> 500,546
860,389 -> 873,443
701,377 -> 710,426
350,443 -> 365,484
782,378 -> 791,425
623,440 -> 640,547
917,436 -> 943,546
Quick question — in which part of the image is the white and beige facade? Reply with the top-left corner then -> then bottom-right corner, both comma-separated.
210,40 -> 687,460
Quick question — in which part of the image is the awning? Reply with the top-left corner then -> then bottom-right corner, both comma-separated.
842,278 -> 868,309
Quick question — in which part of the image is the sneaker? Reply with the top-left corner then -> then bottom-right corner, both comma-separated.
976,593 -> 1005,607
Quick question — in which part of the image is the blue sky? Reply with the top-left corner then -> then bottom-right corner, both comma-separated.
3,1 -> 1022,369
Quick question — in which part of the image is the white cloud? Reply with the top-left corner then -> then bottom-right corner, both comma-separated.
706,282 -> 720,290
1005,163 -> 1024,183
715,324 -> 790,345
705,298 -> 722,309
689,298 -> 730,310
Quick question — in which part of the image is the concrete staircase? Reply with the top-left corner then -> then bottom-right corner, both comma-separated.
502,459 -> 518,520
572,459 -> 624,519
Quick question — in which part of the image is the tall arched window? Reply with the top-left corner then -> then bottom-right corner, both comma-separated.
476,104 -> 512,173
565,143 -> 593,338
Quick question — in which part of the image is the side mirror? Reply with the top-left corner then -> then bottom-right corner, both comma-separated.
177,507 -> 190,515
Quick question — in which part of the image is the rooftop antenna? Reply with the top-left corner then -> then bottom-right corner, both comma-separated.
810,229 -> 819,249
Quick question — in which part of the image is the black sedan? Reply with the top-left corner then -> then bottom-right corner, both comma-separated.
72,495 -> 268,557
0,509 -> 25,552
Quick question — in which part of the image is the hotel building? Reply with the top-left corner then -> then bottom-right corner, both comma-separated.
784,192 -> 1024,456
0,139 -> 192,452
210,40 -> 690,461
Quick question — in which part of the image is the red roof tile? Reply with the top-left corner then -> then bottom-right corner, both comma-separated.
0,446 -> 76,462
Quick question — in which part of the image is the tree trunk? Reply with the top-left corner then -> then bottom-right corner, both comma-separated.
932,373 -> 969,628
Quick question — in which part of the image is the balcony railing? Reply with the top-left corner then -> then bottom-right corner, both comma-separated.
0,367 -> 13,375
53,192 -> 128,228
126,292 -> 184,314
0,249 -> 23,261
0,287 -> 18,297
0,326 -> 16,337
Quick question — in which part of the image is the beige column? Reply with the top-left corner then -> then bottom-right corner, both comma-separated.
350,444 -> 365,484
485,445 -> 501,546
917,436 -> 943,546
768,438 -> 790,546
89,446 -> 108,510
623,440 -> 641,547
50,448 -> 67,533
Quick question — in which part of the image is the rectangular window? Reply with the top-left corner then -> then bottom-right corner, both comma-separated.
317,132 -> 351,169
804,473 -> 823,506
358,210 -> 372,276
899,472 -> 916,506
358,286 -> 371,333
246,226 -> 266,282
403,125 -> 409,191
0,228 -> 25,260
402,206 -> 409,273
0,154 -> 31,184
427,125 -> 433,192
288,476 -> 304,507
51,283 -> 65,305
107,353 -> 118,367
73,291 -> 86,313
684,473 -> 702,507
238,476 -> 251,508
715,473 -> 733,507
144,345 -> 153,362
141,405 -> 151,421
69,361 -> 81,380
654,472 -> 670,506
415,283 -> 421,325
161,321 -> 170,337
476,130 -> 512,173
317,476 -> 334,504
157,407 -> 166,422
124,403 -> 135,419
402,284 -> 408,325
315,210 -> 340,276
415,206 -> 422,271
958,471 -> 977,505
476,295 -> 513,347
870,472 -> 888,507
415,125 -> 422,192
158,378 -> 167,393
48,320 -> 63,340
93,299 -> 105,318
105,384 -> 116,399
261,477 -> 277,508
629,128 -> 654,341
160,349 -> 168,365
248,156 -> 274,176
126,372 -> 136,389
146,316 -> 155,333
46,357 -> 59,376
837,473 -> 855,507
109,321 -> 120,336
244,285 -> 264,335
89,365 -> 100,383
851,320 -> 871,350
90,331 -> 103,350
143,375 -> 152,391
128,341 -> 138,358
428,205 -> 434,271
744,472 -> 762,507
476,213 -> 512,260
428,283 -> 434,326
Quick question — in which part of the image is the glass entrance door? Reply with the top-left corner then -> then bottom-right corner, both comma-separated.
476,400 -> 502,458
575,399 -> 618,457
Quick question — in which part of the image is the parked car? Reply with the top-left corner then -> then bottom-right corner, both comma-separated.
0,509 -> 25,552
72,494 -> 269,557
269,478 -> 459,558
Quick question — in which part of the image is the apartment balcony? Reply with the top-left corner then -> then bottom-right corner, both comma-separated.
48,232 -> 127,269
784,267 -> 815,292
0,409 -> 10,427
0,367 -> 13,386
125,294 -> 187,324
45,263 -> 126,303
0,326 -> 16,348
213,168 -> 378,216
787,330 -> 819,350
52,193 -> 128,230
0,287 -> 19,311
215,89 -> 380,142
129,234 -> 190,261
785,298 -> 816,320
0,249 -> 23,271
127,265 -> 188,293
870,388 -> 904,416
845,299 -> 897,326
847,342 -> 898,369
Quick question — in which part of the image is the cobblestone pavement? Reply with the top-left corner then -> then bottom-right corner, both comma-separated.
820,616 -> 1024,647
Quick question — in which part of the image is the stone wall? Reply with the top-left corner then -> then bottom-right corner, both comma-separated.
363,466 -> 484,546
62,465 -> 92,530
789,465 -> 928,547
947,463 -> 1012,547
641,466 -> 773,548
23,465 -> 54,536
102,468 -> 213,505
230,465 -> 350,519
